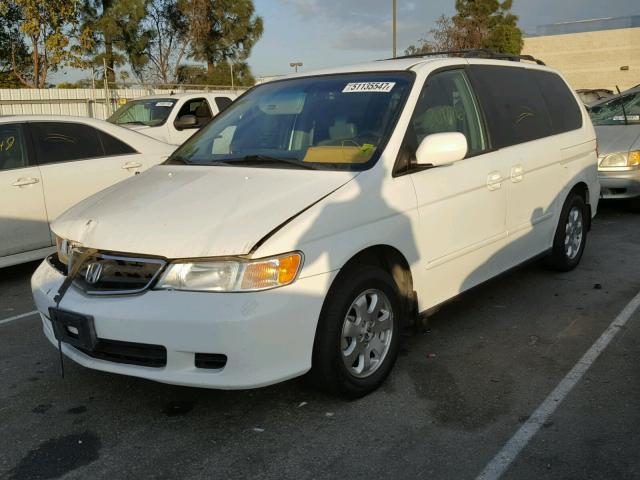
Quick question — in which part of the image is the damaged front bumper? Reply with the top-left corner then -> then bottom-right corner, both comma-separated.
32,257 -> 335,389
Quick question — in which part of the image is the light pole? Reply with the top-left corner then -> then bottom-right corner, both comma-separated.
392,0 -> 397,58
289,62 -> 303,73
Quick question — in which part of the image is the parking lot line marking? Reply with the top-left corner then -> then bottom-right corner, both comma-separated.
476,288 -> 640,480
0,310 -> 39,326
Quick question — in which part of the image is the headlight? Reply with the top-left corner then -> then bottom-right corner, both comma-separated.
155,252 -> 303,292
55,235 -> 77,266
599,150 -> 640,168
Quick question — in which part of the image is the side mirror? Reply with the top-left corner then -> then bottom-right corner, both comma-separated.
174,114 -> 198,130
415,132 -> 468,167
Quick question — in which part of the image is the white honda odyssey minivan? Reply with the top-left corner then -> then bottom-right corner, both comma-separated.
32,52 -> 599,397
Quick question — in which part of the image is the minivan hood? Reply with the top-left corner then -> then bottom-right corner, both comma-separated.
52,165 -> 357,259
595,125 -> 640,156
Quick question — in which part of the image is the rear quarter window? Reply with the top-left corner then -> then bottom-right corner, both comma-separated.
98,130 -> 137,156
468,65 -> 553,149
531,70 -> 582,134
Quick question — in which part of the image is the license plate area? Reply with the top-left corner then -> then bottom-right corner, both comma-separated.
49,307 -> 98,351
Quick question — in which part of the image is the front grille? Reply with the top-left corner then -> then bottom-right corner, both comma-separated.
72,252 -> 166,295
76,339 -> 167,368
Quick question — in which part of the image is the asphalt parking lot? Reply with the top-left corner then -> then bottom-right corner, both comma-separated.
1,202 -> 639,480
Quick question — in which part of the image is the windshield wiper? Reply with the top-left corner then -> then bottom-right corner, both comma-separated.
217,155 -> 315,170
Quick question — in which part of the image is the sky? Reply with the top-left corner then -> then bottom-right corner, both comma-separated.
248,0 -> 639,78
52,0 -> 639,84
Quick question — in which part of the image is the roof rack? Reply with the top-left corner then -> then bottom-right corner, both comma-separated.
387,49 -> 546,66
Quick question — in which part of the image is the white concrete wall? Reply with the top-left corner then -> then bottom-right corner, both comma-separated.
0,87 -> 244,120
523,27 -> 640,91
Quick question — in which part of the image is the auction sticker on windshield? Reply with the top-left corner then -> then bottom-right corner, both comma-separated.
342,82 -> 395,93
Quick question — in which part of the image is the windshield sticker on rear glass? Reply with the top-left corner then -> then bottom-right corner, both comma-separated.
155,101 -> 174,107
342,82 -> 395,93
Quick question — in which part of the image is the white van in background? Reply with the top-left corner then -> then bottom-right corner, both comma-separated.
107,92 -> 238,145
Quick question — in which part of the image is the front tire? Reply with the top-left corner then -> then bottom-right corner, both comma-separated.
544,193 -> 587,271
310,265 -> 401,398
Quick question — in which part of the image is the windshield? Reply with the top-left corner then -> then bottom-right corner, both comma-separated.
589,92 -> 640,126
167,72 -> 413,171
108,98 -> 178,127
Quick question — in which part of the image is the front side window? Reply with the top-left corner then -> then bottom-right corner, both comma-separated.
175,98 -> 212,127
168,72 -> 414,171
589,92 -> 640,126
396,69 -> 486,174
0,123 -> 28,171
31,122 -> 103,164
108,98 -> 177,127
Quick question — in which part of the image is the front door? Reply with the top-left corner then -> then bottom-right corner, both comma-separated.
0,123 -> 51,258
400,69 -> 509,306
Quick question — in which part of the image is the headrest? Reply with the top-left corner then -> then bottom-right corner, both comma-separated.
329,119 -> 357,140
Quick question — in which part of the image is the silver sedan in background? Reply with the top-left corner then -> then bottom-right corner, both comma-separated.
589,87 -> 640,210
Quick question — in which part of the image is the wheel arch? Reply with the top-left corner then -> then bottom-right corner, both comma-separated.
567,181 -> 591,230
325,244 -> 418,334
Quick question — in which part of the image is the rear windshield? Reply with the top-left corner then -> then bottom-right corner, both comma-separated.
167,72 -> 414,171
589,92 -> 640,126
108,98 -> 177,127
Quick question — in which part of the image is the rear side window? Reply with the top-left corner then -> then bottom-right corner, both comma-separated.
31,122 -> 103,164
0,123 -> 28,171
468,65 -> 552,148
215,96 -> 233,112
531,70 -> 582,133
98,131 -> 137,156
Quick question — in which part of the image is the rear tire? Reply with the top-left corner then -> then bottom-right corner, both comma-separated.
309,265 -> 401,398
544,193 -> 587,271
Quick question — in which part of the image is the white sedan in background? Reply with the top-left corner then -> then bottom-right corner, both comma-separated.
0,115 -> 176,268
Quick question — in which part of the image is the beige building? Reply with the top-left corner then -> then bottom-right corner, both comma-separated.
523,17 -> 640,92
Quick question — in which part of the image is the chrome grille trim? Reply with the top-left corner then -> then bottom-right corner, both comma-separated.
72,252 -> 167,296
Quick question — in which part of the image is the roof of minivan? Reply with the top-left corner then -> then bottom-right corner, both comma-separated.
283,56 -> 554,80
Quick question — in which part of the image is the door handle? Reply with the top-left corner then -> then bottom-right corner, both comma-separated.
12,177 -> 40,187
486,171 -> 502,191
122,161 -> 142,170
511,164 -> 524,183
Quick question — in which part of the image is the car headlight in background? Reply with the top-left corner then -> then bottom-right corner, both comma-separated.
599,150 -> 640,168
155,252 -> 303,292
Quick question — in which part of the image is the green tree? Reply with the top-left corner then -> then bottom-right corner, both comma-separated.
0,2 -> 28,87
142,0 -> 189,84
453,0 -> 523,54
176,61 -> 254,87
5,0 -> 84,88
405,0 -> 523,56
57,78 -> 95,88
79,0 -> 150,83
184,0 -> 263,74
